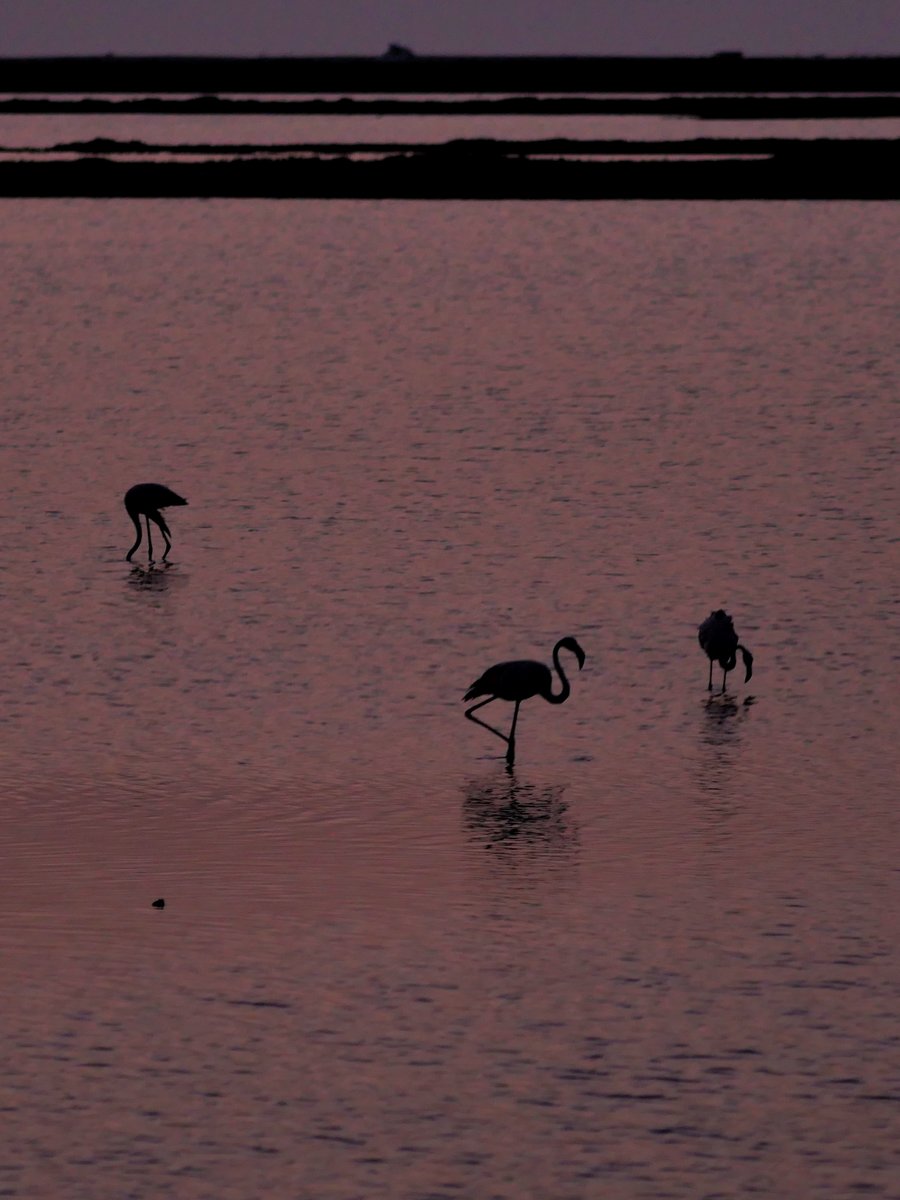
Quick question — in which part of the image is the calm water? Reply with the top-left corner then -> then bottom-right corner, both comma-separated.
1,199 -> 898,1198
3,111 -> 900,155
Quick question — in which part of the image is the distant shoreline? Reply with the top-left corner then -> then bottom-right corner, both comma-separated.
1,54 -> 899,95
3,55 -> 897,200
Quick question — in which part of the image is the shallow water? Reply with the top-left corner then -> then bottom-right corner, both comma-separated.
3,111 -> 900,154
1,199 -> 898,1198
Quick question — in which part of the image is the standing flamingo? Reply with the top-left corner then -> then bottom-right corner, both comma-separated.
124,483 -> 188,563
463,636 -> 586,765
698,609 -> 753,692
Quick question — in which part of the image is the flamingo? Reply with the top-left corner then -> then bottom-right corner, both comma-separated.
463,636 -> 586,765
698,609 -> 753,692
124,483 -> 188,563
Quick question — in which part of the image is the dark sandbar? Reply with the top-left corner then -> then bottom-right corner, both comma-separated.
1,54 -> 899,95
3,96 -> 900,119
1,149 -> 896,199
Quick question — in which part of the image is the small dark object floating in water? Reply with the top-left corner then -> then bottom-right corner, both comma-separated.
151,897 -> 165,909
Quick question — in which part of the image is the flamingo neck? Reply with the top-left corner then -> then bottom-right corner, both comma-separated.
125,506 -> 143,561
546,641 -> 572,705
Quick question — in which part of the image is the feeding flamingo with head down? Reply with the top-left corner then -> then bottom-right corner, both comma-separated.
124,483 -> 188,563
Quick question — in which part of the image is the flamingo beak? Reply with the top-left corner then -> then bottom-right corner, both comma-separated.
741,647 -> 754,683
562,637 -> 586,670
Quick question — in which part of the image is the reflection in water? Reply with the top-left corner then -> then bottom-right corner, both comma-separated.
127,562 -> 176,592
694,695 -> 755,826
462,769 -> 574,853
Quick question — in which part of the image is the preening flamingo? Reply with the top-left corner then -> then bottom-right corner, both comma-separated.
698,609 -> 753,692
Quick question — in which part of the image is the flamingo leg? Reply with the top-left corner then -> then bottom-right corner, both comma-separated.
160,527 -> 172,561
707,659 -> 713,691
506,700 -> 521,766
721,667 -> 729,694
145,515 -> 154,562
465,697 -> 512,748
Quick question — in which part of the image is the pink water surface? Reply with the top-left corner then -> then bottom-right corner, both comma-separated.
3,110 -> 900,153
0,199 -> 898,1198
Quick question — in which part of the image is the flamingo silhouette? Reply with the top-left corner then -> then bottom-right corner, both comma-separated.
698,609 -> 753,692
124,483 -> 188,563
463,636 -> 586,765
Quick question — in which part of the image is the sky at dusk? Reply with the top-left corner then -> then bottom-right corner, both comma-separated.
3,0 -> 900,58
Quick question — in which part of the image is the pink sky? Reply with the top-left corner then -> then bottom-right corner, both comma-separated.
4,0 -> 900,57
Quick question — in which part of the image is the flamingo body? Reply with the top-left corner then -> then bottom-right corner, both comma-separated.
124,483 -> 188,562
698,609 -> 753,692
463,636 -> 586,765
464,659 -> 555,704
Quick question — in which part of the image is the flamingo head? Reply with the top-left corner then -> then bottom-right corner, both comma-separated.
558,636 -> 586,670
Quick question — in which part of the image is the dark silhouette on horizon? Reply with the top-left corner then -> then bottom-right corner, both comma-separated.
698,609 -> 753,692
124,483 -> 188,563
464,636 -> 586,766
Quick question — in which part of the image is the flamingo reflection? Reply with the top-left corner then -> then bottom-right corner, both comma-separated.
463,772 -> 571,850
